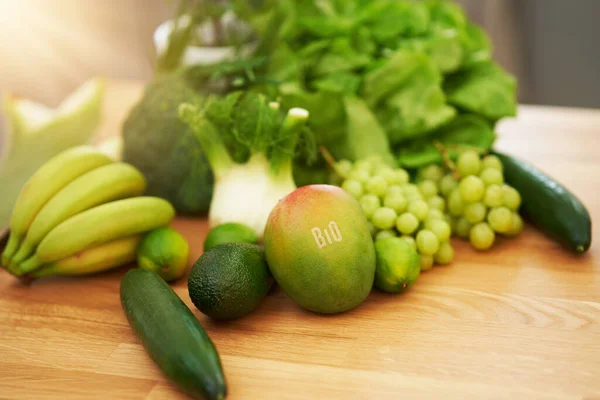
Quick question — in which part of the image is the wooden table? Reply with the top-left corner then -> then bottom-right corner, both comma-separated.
1,81 -> 599,400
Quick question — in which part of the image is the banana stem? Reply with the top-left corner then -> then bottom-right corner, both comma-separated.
10,243 -> 34,266
18,255 -> 43,274
1,234 -> 21,267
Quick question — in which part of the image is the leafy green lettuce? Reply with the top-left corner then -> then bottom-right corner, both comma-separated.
245,0 -> 518,168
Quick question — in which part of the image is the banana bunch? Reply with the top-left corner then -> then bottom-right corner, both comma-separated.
1,145 -> 176,280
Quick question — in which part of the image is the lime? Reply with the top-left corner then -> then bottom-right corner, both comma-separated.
137,227 -> 189,282
203,223 -> 258,252
374,237 -> 420,293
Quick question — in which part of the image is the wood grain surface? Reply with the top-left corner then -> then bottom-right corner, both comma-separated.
0,81 -> 599,400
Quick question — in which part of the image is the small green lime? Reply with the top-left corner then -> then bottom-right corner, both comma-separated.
204,223 -> 259,252
137,227 -> 189,282
374,237 -> 420,294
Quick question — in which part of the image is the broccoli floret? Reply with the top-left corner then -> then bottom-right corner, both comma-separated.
123,73 -> 213,214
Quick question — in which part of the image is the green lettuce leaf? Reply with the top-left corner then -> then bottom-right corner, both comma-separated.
360,1 -> 430,44
364,50 -> 456,144
397,114 -> 496,168
312,38 -> 371,76
461,23 -> 492,67
327,96 -> 393,163
444,61 -> 518,120
426,0 -> 467,30
277,82 -> 346,144
396,28 -> 464,74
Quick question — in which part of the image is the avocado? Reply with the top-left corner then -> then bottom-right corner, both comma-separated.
188,243 -> 273,320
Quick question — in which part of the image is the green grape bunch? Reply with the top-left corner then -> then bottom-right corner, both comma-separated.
331,150 -> 524,272
332,156 -> 455,272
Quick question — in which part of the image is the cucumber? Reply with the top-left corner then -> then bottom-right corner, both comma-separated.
495,151 -> 592,253
120,269 -> 227,400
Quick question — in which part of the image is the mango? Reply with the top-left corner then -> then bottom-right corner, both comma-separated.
264,185 -> 376,314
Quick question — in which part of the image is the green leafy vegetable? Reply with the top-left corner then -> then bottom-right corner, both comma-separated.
397,115 -> 496,168
445,61 -> 518,120
365,50 -> 456,144
328,96 -> 393,164
157,0 -> 518,173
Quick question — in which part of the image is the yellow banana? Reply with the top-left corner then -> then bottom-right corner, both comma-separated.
19,197 -> 175,273
2,146 -> 113,266
31,235 -> 142,278
11,162 -> 147,265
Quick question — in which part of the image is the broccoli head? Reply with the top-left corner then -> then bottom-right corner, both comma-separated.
123,73 -> 213,214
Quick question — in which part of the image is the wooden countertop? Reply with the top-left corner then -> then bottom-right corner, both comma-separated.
1,81 -> 599,400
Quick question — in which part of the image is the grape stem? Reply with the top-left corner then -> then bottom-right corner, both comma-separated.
320,146 -> 347,179
434,141 -> 461,180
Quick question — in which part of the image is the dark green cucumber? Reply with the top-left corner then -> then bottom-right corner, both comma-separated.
495,151 -> 592,253
120,269 -> 227,400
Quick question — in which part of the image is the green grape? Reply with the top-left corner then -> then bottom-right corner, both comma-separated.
480,168 -> 504,186
341,179 -> 364,199
367,221 -> 378,237
428,195 -> 445,212
384,193 -> 408,213
420,254 -> 434,271
502,185 -> 522,210
375,166 -> 397,184
366,176 -> 388,197
372,207 -> 398,230
416,230 -> 440,256
444,214 -> 452,225
426,219 -> 451,242
419,164 -> 445,182
375,229 -> 398,241
434,242 -> 454,265
418,180 -> 438,199
448,189 -> 465,217
402,183 -> 420,195
348,168 -> 370,183
401,236 -> 417,248
405,193 -> 423,204
457,150 -> 482,177
396,213 -> 419,235
439,174 -> 458,197
365,155 -> 385,169
459,176 -> 485,203
482,155 -> 503,171
484,184 -> 504,208
387,185 -> 403,197
337,159 -> 353,178
408,200 -> 430,221
354,159 -> 374,173
426,208 -> 445,222
455,217 -> 472,239
470,223 -> 495,251
487,207 -> 513,233
464,202 -> 487,224
506,212 -> 524,237
394,169 -> 410,185
360,194 -> 381,218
